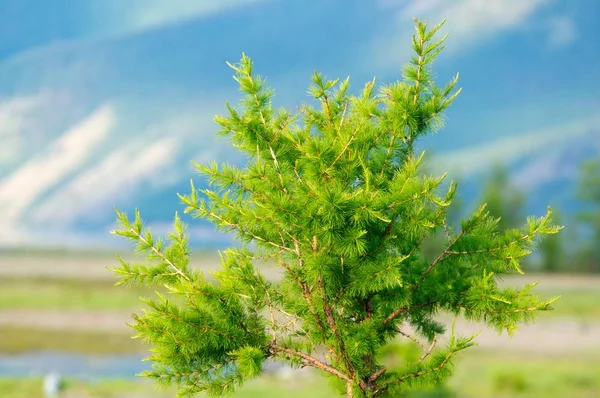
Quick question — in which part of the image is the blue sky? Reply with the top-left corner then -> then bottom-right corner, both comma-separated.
0,0 -> 598,247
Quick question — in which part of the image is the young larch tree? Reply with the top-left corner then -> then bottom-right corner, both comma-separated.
110,19 -> 561,397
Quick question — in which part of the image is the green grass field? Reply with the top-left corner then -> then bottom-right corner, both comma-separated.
545,288 -> 600,319
0,277 -> 151,311
1,275 -> 598,319
447,350 -> 600,398
1,252 -> 599,397
0,326 -> 144,355
2,350 -> 599,398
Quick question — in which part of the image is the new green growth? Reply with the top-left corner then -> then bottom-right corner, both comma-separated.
110,19 -> 561,397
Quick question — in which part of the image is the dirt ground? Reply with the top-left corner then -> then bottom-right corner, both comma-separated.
1,308 -> 598,354
1,252 -> 599,355
0,252 -> 222,280
2,252 -> 598,287
0,252 -> 283,281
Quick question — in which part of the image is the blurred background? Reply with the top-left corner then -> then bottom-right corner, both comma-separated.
0,0 -> 599,397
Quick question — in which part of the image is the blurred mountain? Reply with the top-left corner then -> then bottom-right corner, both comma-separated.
452,129 -> 600,218
1,102 -> 596,250
0,0 -> 599,249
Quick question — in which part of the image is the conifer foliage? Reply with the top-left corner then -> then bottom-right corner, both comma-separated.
110,19 -> 561,397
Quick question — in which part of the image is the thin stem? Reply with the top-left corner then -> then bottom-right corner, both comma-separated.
383,300 -> 437,325
329,123 -> 361,170
416,229 -> 467,289
269,344 -> 349,382
319,278 -> 356,376
206,210 -> 294,254
128,228 -> 190,282
397,328 -> 426,351
279,254 -> 335,360
396,349 -> 454,382
369,368 -> 387,384
419,336 -> 437,361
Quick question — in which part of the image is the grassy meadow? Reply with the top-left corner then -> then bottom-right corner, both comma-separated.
2,350 -> 599,398
1,273 -> 598,319
0,251 -> 599,397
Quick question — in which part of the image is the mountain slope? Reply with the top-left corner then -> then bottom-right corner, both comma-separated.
1,1 -> 599,248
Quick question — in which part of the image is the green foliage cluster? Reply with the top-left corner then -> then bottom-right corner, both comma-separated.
576,159 -> 600,272
479,165 -> 525,233
478,158 -> 600,273
478,164 -> 567,273
110,19 -> 560,397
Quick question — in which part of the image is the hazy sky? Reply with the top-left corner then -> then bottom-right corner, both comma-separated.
0,0 -> 598,246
